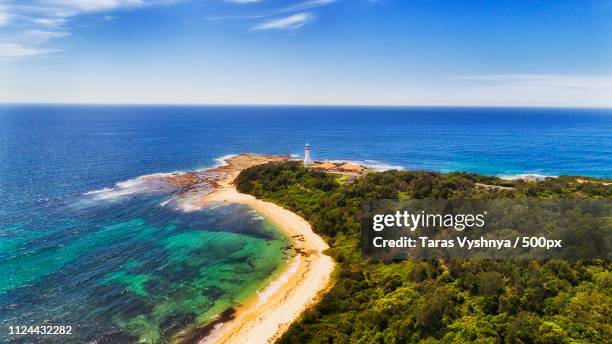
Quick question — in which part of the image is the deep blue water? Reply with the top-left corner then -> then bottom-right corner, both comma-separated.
0,105 -> 611,342
1,105 -> 611,210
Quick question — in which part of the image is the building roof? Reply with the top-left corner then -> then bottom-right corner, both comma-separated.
312,162 -> 337,170
338,163 -> 364,173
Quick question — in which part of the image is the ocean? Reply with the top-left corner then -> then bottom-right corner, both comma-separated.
0,105 -> 611,343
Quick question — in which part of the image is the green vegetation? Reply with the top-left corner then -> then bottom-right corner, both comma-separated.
236,162 -> 611,344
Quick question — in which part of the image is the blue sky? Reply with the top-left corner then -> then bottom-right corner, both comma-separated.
0,0 -> 611,106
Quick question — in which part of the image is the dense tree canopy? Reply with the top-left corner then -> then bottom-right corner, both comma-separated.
236,162 -> 611,344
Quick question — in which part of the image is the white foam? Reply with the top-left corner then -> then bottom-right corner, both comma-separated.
497,173 -> 556,181
361,159 -> 405,171
161,186 -> 214,212
257,255 -> 301,306
161,154 -> 236,212
175,193 -> 208,212
199,323 -> 226,344
247,209 -> 265,221
181,154 -> 238,173
83,172 -> 178,201
213,154 -> 238,168
83,187 -> 113,196
177,202 -> 202,212
82,153 -> 238,203
326,159 -> 404,172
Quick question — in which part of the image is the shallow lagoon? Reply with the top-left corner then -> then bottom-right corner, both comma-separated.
0,194 -> 290,343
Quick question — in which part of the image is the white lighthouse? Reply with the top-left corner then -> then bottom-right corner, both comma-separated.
304,143 -> 313,165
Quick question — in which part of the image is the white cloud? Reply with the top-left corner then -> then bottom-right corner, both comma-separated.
280,0 -> 336,13
207,0 -> 335,24
252,12 -> 313,30
29,17 -> 68,26
24,29 -> 71,43
0,42 -> 58,57
37,0 -> 146,12
0,9 -> 9,26
0,0 -> 177,59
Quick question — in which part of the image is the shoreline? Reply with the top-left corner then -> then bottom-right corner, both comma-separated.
185,154 -> 335,344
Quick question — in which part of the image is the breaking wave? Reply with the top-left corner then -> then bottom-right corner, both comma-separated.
213,154 -> 237,168
83,154 -> 236,204
257,255 -> 301,306
497,173 -> 556,181
83,172 -> 178,201
361,160 -> 405,171
326,159 -> 404,172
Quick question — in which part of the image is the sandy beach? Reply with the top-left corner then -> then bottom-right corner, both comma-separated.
180,154 -> 335,344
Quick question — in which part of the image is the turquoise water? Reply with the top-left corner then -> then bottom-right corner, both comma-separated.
0,193 -> 290,343
0,105 -> 610,343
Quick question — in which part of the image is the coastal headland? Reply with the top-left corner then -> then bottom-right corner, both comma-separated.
163,154 -> 336,344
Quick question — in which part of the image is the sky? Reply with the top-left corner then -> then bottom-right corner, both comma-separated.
0,0 -> 611,107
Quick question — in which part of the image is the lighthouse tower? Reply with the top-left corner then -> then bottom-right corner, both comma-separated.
304,143 -> 313,165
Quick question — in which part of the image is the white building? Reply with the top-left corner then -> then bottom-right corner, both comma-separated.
304,143 -> 313,165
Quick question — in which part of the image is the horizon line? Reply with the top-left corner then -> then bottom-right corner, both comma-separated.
1,101 -> 611,110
